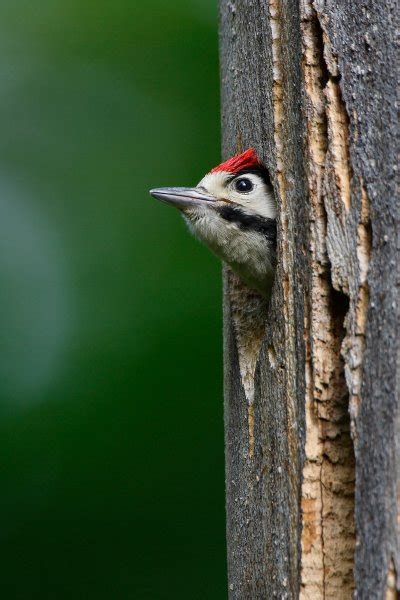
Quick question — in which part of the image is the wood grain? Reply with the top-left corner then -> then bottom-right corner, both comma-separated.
219,0 -> 399,597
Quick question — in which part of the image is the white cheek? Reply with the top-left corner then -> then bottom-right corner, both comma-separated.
198,171 -> 276,219
229,181 -> 276,220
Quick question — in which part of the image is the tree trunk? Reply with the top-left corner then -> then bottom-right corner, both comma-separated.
219,0 -> 399,598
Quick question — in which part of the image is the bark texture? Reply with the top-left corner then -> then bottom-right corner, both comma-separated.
220,0 -> 399,598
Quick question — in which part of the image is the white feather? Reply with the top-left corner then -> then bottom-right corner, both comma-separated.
182,170 -> 276,295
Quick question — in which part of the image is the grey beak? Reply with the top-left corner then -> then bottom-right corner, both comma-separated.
149,187 -> 216,209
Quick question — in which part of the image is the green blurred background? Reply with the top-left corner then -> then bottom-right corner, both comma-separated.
0,1 -> 226,597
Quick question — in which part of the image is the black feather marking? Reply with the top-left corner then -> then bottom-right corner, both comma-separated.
219,205 -> 276,242
226,166 -> 271,187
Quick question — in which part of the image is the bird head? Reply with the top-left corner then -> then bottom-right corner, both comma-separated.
150,149 -> 276,296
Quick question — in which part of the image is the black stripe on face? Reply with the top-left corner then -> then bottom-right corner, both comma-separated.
218,205 -> 276,242
227,166 -> 271,187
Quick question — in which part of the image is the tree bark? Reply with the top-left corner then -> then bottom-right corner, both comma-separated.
219,0 -> 399,598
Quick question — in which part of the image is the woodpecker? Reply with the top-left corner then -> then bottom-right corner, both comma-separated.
150,149 -> 276,296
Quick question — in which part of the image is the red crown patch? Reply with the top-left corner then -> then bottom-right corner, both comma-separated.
210,148 -> 261,174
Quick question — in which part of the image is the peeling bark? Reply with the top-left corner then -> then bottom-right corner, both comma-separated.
300,5 -> 356,597
220,0 -> 399,597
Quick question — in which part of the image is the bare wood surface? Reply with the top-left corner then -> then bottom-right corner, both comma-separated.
219,0 -> 399,597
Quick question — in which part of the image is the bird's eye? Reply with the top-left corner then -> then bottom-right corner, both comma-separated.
234,177 -> 253,193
